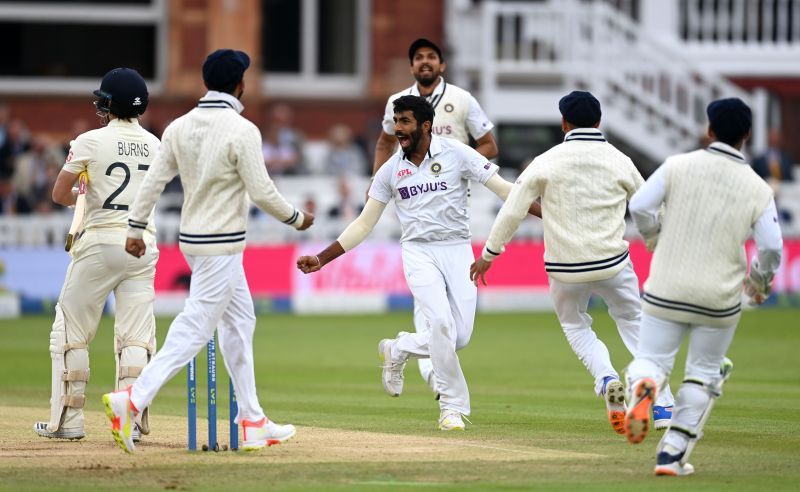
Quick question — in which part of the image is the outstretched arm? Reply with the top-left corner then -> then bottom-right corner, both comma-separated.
297,198 -> 387,273
483,174 -> 542,217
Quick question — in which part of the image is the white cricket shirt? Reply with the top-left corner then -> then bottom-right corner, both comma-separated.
63,118 -> 160,245
369,135 -> 498,242
382,77 -> 494,144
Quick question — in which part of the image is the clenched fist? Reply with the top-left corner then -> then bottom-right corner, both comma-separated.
297,255 -> 322,274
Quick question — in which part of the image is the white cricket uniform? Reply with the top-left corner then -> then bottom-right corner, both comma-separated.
382,77 -> 494,389
627,142 -> 782,451
482,128 -> 673,405
126,91 -> 304,424
49,118 -> 160,432
370,135 -> 498,415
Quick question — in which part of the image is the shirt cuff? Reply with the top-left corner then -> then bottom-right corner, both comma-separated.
127,219 -> 146,240
283,209 -> 305,229
481,245 -> 502,262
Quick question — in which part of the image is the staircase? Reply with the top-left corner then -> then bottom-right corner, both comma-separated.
446,0 -> 765,166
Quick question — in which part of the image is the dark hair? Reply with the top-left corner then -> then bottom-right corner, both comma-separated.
408,38 -> 443,64
706,98 -> 752,146
392,95 -> 435,133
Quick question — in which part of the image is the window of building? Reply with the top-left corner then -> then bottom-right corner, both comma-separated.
0,0 -> 166,94
262,0 -> 369,98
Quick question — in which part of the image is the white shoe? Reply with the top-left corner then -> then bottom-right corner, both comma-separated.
33,421 -> 85,440
601,377 -> 626,435
102,389 -> 135,454
655,449 -> 695,476
132,424 -> 142,443
378,339 -> 405,397
438,409 -> 466,431
241,417 -> 296,452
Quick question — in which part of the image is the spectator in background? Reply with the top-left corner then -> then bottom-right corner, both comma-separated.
752,129 -> 796,223
14,134 -> 64,213
0,175 -> 32,215
263,125 -> 301,175
752,129 -> 795,183
324,124 -> 368,176
265,103 -> 305,173
0,119 -> 30,180
0,103 -> 9,149
327,176 -> 363,222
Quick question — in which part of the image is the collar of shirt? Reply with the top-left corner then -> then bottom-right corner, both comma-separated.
198,90 -> 244,114
564,128 -> 606,142
107,118 -> 140,128
402,134 -> 444,164
706,141 -> 746,163
409,77 -> 446,109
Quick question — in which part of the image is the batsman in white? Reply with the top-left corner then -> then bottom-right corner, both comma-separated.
298,95 -> 535,430
102,49 -> 314,454
373,38 -> 498,398
34,68 -> 160,442
624,98 -> 783,476
471,91 -> 675,436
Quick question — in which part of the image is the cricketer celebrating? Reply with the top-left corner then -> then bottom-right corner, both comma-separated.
34,68 -> 160,442
103,49 -> 314,453
624,98 -> 783,476
373,38 -> 498,400
298,95 -> 531,431
471,91 -> 675,435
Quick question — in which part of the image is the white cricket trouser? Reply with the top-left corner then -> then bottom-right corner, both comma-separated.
131,253 -> 265,423
549,262 -> 674,406
413,305 -> 435,387
627,313 -> 736,449
57,238 -> 158,429
394,240 -> 476,415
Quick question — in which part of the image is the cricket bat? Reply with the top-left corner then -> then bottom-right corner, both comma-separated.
65,172 -> 88,252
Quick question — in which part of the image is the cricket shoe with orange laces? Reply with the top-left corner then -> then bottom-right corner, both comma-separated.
241,417 -> 296,452
625,377 -> 657,444
601,376 -> 626,435
102,387 -> 136,454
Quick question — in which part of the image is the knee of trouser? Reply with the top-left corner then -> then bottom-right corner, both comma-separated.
115,336 -> 155,388
455,332 -> 472,351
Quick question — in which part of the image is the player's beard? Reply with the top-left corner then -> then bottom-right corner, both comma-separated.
414,65 -> 438,88
401,126 -> 425,154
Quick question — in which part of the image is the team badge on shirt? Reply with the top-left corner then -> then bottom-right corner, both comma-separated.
431,162 -> 442,175
444,103 -> 454,113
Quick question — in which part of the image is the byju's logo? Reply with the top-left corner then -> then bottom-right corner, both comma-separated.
397,182 -> 448,200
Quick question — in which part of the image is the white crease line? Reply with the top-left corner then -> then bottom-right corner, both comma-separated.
445,441 -> 605,459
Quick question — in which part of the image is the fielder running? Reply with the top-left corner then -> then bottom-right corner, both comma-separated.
102,49 -> 314,453
471,91 -> 675,435
299,95 -> 534,430
34,68 -> 160,442
624,98 -> 783,476
373,38 -> 498,398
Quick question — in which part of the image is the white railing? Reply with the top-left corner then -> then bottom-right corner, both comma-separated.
476,0 -> 756,160
681,0 -> 800,44
3,176 -> 800,248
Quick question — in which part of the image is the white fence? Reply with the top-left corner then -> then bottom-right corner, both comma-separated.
3,176 -> 800,248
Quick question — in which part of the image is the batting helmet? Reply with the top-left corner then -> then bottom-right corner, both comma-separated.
93,68 -> 149,119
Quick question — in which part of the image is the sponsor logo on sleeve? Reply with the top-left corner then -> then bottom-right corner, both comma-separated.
483,163 -> 491,170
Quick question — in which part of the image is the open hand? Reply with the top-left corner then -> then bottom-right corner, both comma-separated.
125,238 -> 146,258
297,255 -> 322,274
469,258 -> 492,286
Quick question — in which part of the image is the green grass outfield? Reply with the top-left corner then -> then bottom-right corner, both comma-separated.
1,309 -> 799,491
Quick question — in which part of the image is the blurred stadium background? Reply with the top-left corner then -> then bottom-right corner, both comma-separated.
1,0 -> 800,317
